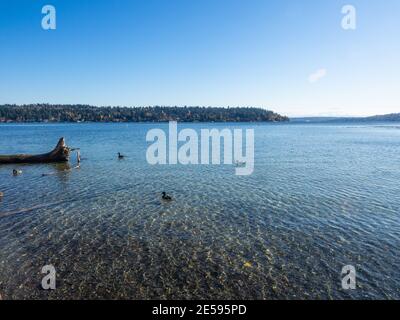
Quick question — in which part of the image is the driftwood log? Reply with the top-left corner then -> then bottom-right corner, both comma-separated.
0,138 -> 70,164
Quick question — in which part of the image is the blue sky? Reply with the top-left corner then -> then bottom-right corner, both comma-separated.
0,0 -> 399,117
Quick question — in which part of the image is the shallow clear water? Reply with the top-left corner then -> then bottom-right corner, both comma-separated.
0,122 -> 399,300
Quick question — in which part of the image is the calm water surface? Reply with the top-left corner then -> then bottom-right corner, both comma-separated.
0,122 -> 399,299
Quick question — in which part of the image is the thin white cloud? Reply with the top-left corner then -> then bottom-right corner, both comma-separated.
308,69 -> 327,83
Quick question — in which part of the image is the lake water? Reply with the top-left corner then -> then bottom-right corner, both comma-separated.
0,122 -> 399,299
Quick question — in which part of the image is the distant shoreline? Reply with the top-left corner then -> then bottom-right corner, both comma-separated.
292,114 -> 400,123
1,104 -> 398,124
0,105 -> 289,123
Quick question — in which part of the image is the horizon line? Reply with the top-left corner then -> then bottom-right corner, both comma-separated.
0,103 -> 398,118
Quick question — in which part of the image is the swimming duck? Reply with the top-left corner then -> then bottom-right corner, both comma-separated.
162,192 -> 172,201
13,169 -> 22,176
118,152 -> 125,159
0,191 -> 3,199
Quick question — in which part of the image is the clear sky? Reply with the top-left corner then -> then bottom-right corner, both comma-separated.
0,0 -> 399,117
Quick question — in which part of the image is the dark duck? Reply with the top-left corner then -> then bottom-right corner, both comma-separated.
117,152 -> 125,159
162,192 -> 172,201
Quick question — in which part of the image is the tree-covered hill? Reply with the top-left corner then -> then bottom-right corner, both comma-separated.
292,113 -> 400,123
364,113 -> 400,121
0,104 -> 289,123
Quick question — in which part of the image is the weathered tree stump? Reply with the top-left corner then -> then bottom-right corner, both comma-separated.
0,138 -> 70,164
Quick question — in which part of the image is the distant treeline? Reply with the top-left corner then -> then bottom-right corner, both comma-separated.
327,113 -> 400,122
0,104 -> 289,123
292,113 -> 400,123
364,113 -> 400,121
